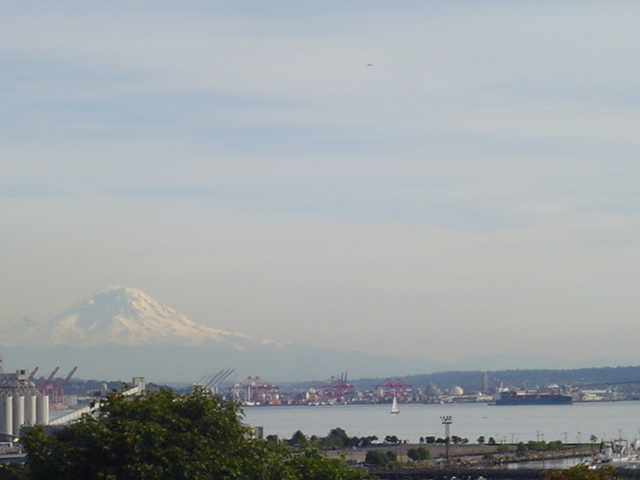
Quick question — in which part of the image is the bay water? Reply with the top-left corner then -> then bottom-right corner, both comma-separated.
241,401 -> 640,444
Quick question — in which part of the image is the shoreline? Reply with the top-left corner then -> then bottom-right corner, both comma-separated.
327,443 -> 598,467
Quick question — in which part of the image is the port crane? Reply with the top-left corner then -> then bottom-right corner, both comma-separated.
196,368 -> 235,395
27,367 -> 39,384
36,366 -> 59,395
51,367 -> 78,407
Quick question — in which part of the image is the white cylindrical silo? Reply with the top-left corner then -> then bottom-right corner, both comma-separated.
0,396 -> 14,436
24,395 -> 36,426
36,395 -> 49,425
12,396 -> 24,436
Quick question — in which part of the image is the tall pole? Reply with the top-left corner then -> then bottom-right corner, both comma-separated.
441,415 -> 452,465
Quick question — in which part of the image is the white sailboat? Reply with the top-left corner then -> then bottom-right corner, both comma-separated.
390,395 -> 399,414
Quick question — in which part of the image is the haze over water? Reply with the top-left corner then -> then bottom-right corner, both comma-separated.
242,402 -> 640,444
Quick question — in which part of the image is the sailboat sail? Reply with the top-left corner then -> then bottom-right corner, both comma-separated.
390,396 -> 399,414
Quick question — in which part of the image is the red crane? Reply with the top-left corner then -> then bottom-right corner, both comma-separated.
318,375 -> 354,401
51,367 -> 78,408
36,366 -> 59,394
373,378 -> 412,399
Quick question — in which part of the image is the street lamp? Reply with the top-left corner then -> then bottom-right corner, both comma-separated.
440,416 -> 453,465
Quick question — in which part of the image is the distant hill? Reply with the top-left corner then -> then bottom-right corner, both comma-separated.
336,366 -> 640,394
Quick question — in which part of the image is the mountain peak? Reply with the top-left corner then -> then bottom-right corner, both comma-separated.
0,287 -> 271,350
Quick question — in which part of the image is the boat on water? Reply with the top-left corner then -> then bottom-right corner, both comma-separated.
591,437 -> 640,467
493,390 -> 573,405
390,396 -> 399,414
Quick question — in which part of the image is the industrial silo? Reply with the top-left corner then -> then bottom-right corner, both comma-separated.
0,368 -> 51,437
36,395 -> 49,425
24,395 -> 36,425
12,395 -> 24,436
0,395 -> 14,436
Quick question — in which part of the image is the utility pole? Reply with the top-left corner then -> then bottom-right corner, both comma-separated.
440,416 -> 453,465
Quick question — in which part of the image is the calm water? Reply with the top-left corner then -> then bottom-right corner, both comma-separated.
241,401 -> 640,444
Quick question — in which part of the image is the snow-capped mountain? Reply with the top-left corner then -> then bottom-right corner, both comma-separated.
0,286 -> 448,382
0,286 -> 275,350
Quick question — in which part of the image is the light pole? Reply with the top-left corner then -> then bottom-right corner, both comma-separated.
440,415 -> 453,465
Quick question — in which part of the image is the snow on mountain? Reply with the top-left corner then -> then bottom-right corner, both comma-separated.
0,286 -> 276,350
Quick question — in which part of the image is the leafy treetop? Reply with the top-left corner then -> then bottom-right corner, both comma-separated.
21,387 -> 373,480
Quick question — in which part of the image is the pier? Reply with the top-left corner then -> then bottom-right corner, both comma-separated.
370,467 -> 640,480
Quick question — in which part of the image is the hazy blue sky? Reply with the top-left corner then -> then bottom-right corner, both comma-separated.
2,2 -> 640,364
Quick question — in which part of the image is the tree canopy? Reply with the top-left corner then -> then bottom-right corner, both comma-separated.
21,387 -> 372,480
544,465 -> 615,480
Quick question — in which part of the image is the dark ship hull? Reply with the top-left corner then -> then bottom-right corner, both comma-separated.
494,391 -> 573,405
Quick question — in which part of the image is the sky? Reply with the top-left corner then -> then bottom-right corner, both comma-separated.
2,1 -> 640,366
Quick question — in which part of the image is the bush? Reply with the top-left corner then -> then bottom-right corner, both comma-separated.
548,440 -> 563,451
545,465 -> 615,480
407,446 -> 430,461
496,444 -> 509,453
365,450 -> 389,466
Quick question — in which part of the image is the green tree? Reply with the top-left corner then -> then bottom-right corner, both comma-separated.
527,440 -> 547,451
407,446 -> 430,461
0,464 -> 27,480
548,440 -> 563,451
365,450 -> 388,466
22,387 -> 372,480
477,436 -> 486,444
290,430 -> 307,446
284,443 -> 374,480
358,436 -> 377,447
384,435 -> 398,445
545,465 -> 615,480
320,427 -> 351,449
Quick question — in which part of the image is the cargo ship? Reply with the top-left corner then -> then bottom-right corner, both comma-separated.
493,390 -> 573,405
